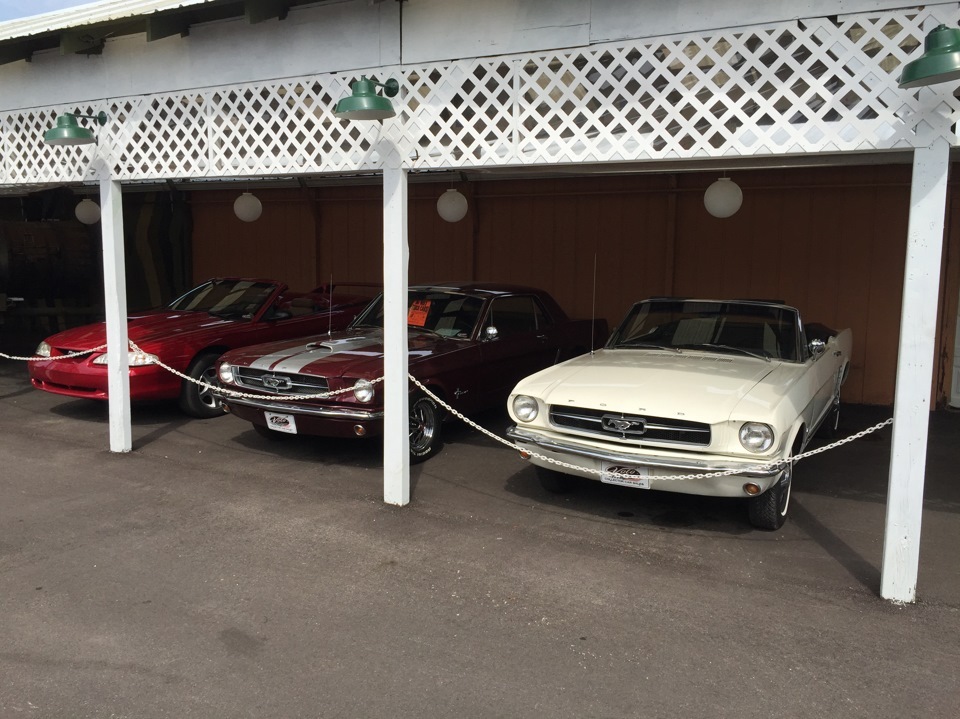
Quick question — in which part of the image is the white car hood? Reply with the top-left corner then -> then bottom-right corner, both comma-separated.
516,349 -> 794,424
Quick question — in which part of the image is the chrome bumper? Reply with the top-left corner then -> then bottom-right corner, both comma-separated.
506,425 -> 782,479
223,395 -> 383,421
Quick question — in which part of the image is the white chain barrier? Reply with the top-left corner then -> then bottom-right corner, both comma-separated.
123,341 -> 384,401
4,340 -> 893,482
407,375 -> 895,482
1,344 -> 108,361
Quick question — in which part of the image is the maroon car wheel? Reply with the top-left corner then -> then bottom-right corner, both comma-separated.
409,394 -> 442,463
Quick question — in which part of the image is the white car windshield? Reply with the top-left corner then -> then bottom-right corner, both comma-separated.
609,299 -> 802,362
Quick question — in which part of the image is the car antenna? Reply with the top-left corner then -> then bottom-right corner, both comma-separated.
590,253 -> 597,355
327,274 -> 334,338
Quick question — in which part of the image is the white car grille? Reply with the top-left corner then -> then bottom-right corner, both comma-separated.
549,406 -> 711,446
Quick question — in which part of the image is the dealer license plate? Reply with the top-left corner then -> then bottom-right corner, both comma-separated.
601,463 -> 650,489
264,411 -> 298,434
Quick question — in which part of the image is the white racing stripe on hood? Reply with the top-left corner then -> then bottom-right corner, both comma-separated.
249,335 -> 377,374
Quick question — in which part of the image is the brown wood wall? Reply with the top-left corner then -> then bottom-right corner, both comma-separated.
190,164 -> 960,407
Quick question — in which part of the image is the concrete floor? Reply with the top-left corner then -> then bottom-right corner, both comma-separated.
0,357 -> 958,718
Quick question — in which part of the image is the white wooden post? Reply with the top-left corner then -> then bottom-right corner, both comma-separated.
382,163 -> 410,505
99,175 -> 132,452
880,137 -> 949,603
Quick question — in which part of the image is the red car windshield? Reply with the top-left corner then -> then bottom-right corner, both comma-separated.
168,280 -> 278,320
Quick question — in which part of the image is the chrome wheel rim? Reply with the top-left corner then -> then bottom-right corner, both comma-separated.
198,366 -> 220,409
409,400 -> 436,452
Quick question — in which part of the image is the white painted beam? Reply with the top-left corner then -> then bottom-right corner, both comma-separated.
881,137 -> 949,603
99,175 -> 132,453
382,164 -> 409,505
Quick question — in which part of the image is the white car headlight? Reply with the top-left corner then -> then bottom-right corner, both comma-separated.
92,350 -> 157,366
512,395 -> 539,422
35,341 -> 51,358
218,362 -> 235,384
739,422 -> 774,453
353,379 -> 375,403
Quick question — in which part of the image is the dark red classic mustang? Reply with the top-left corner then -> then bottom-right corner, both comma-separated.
216,282 -> 607,461
29,278 -> 373,418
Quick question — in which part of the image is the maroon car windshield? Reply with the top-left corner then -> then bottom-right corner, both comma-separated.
351,290 -> 485,339
168,280 -> 278,320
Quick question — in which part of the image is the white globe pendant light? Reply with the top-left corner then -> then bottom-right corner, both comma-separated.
234,192 -> 263,222
436,189 -> 468,223
704,177 -> 743,218
75,198 -> 101,225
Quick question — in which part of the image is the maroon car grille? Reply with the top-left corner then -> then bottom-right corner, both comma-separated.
233,367 -> 330,395
549,406 -> 711,446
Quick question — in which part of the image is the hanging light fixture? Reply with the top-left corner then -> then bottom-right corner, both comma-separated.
899,24 -> 960,88
43,111 -> 108,146
233,192 -> 262,222
436,189 -> 468,223
334,77 -> 400,120
74,198 -> 101,225
704,177 -> 743,218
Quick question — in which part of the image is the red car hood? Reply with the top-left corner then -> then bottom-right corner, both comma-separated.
42,310 -> 235,352
221,328 -> 445,379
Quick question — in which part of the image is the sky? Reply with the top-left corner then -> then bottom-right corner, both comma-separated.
0,0 -> 99,22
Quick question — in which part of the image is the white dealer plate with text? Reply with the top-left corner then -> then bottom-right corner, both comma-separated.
601,462 -> 651,489
264,411 -> 298,434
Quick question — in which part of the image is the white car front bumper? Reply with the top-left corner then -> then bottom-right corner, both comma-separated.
507,425 -> 787,497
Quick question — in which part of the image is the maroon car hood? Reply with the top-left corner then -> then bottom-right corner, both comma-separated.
43,310 -> 235,351
222,328 -> 446,379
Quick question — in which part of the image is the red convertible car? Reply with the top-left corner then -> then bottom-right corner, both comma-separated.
216,282 -> 606,461
29,278 -> 373,418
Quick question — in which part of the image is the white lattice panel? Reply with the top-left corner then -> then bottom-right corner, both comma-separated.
2,7 -> 958,186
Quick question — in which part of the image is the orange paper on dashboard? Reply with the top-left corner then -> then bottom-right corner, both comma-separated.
407,299 -> 431,326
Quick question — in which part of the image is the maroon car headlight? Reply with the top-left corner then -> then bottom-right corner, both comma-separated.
739,422 -> 774,453
353,379 -> 375,403
92,350 -> 157,366
35,341 -> 51,358
218,362 -> 235,384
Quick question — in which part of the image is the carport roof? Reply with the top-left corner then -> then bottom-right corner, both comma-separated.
0,0 -> 328,65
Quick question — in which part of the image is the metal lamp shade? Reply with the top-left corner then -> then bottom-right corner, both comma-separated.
334,78 -> 398,120
899,24 -> 960,88
44,114 -> 96,146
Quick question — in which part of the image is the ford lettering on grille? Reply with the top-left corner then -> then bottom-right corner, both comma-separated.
601,414 -> 646,435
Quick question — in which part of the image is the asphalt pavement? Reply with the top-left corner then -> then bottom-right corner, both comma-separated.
0,356 -> 958,719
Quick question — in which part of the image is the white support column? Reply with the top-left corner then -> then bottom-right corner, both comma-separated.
99,175 -> 132,453
881,137 -> 949,603
382,164 -> 410,506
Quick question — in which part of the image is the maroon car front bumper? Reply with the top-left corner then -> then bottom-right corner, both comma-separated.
223,394 -> 385,439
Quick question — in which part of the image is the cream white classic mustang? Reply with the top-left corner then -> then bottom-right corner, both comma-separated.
506,298 -> 851,530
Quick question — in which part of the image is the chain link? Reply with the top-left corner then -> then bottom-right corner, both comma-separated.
1,343 -> 108,361
126,340 -> 382,402
407,375 -> 894,482
6,340 -> 893,482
